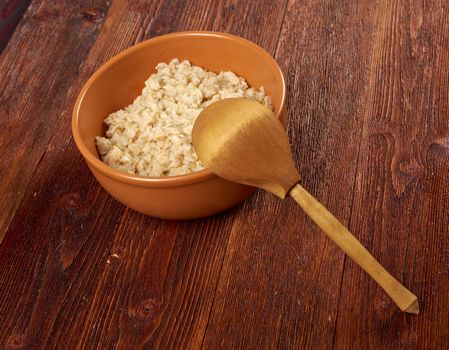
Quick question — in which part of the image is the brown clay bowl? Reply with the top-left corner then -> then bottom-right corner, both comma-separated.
72,31 -> 286,219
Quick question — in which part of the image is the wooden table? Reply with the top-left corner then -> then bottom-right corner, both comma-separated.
1,1 -> 448,349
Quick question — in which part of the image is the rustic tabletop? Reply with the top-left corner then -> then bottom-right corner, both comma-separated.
1,0 -> 448,349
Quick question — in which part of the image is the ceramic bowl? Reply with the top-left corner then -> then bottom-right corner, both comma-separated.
72,31 -> 286,219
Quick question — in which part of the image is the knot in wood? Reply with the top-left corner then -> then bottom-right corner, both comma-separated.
398,158 -> 420,176
82,6 -> 104,21
6,333 -> 26,349
137,298 -> 160,319
374,293 -> 394,321
60,192 -> 80,209
106,250 -> 123,266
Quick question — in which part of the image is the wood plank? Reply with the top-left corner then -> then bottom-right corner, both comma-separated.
72,1 -> 290,347
334,0 -> 449,348
2,0 -> 446,347
201,1 -> 380,348
0,145 -> 125,348
0,0 -> 288,348
0,0 -> 112,242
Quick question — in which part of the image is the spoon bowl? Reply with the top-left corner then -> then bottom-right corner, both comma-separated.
192,99 -> 299,198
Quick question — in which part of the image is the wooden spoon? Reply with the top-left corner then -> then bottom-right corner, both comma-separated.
192,98 -> 419,314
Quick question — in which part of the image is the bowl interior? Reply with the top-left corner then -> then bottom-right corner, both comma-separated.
75,33 -> 285,174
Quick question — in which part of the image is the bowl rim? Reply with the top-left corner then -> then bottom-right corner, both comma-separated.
72,31 -> 286,188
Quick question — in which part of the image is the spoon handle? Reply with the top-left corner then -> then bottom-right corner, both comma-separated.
289,183 -> 419,314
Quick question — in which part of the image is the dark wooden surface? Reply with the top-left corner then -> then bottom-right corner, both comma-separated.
0,0 -> 448,349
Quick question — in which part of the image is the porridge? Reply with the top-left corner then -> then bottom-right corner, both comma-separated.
96,59 -> 271,176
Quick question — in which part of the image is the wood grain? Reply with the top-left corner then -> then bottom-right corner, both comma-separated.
0,0 -> 448,349
334,0 -> 449,348
0,0 -> 289,348
290,183 -> 418,314
0,0 -> 112,242
202,1 -> 380,348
